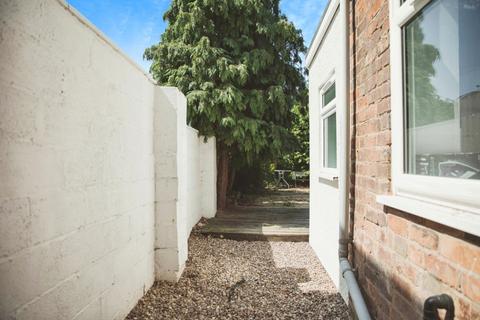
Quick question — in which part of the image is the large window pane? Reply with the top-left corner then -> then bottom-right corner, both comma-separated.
323,113 -> 337,168
404,0 -> 480,179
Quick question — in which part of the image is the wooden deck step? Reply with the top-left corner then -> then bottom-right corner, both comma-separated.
198,206 -> 309,242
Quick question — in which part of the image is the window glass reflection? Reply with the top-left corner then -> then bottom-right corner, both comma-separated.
323,83 -> 336,107
404,0 -> 480,179
323,113 -> 337,169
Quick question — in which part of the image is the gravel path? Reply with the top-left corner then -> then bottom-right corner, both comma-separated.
126,234 -> 350,320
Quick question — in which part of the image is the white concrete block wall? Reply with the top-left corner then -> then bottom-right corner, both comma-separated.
199,136 -> 217,219
185,129 -> 217,225
153,86 -> 188,281
0,0 -> 216,319
152,115 -> 217,282
0,1 -> 156,319
186,127 -> 202,232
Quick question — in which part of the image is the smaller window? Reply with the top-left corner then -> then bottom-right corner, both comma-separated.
323,113 -> 337,168
322,82 -> 336,107
320,78 -> 337,170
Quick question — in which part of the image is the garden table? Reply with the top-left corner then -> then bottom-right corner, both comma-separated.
274,169 -> 291,188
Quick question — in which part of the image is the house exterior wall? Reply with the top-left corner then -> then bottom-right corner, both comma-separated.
308,2 -> 343,290
350,1 -> 480,319
0,0 -> 216,319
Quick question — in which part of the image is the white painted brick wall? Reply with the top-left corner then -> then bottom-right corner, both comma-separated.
0,0 -> 216,319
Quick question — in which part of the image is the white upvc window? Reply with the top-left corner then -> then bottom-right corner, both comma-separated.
319,74 -> 338,180
380,0 -> 480,236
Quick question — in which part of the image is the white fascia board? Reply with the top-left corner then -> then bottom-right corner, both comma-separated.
305,0 -> 340,69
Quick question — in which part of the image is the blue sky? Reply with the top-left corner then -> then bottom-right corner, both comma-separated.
67,0 -> 328,72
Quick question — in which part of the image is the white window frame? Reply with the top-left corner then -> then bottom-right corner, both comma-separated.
379,0 -> 480,236
319,73 -> 338,180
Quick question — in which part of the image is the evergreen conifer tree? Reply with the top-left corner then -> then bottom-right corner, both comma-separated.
145,0 -> 306,209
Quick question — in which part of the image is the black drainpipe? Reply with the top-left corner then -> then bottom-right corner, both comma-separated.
423,294 -> 455,320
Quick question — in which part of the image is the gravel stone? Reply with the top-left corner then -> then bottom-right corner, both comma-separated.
126,234 -> 350,320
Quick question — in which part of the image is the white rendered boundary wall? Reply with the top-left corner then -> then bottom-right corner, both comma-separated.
0,1 -> 216,319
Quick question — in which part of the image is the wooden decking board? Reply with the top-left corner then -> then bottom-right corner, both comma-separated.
198,206 -> 309,242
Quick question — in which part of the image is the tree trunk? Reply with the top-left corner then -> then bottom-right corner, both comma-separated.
227,167 -> 236,193
217,145 -> 230,211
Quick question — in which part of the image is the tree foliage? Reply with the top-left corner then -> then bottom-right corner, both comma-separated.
145,0 -> 307,206
405,16 -> 454,127
277,89 -> 309,172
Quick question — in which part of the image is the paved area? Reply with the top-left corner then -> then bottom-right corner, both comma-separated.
126,235 -> 350,320
199,189 -> 309,241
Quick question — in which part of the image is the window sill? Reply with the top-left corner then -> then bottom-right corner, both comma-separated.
318,171 -> 339,182
377,195 -> 480,237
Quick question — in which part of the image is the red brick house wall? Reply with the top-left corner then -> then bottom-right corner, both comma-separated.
349,0 -> 480,319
